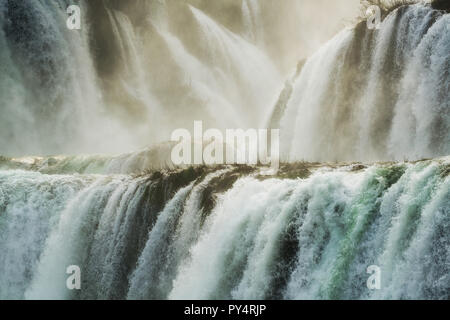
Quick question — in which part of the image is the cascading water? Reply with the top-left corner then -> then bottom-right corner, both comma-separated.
276,4 -> 449,162
0,0 -> 282,156
0,1 -> 449,300
0,159 -> 448,300
242,0 -> 263,44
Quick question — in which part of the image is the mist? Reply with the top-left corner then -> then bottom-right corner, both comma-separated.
0,0 -> 360,157
0,1 -> 449,301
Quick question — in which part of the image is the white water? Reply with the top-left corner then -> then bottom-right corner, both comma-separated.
0,0 -> 281,156
2,2 -> 447,161
278,4 -> 449,162
0,158 -> 448,300
242,0 -> 263,44
0,0 -> 140,155
0,1 -> 448,301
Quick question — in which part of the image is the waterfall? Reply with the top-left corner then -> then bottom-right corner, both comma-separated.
277,4 -> 449,162
0,0 -> 281,156
186,5 -> 280,127
242,0 -> 263,44
0,1 -> 448,301
0,159 -> 448,300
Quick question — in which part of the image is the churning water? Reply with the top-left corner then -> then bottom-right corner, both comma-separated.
0,1 -> 448,300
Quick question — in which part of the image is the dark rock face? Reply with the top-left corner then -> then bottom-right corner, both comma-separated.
432,0 -> 450,11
